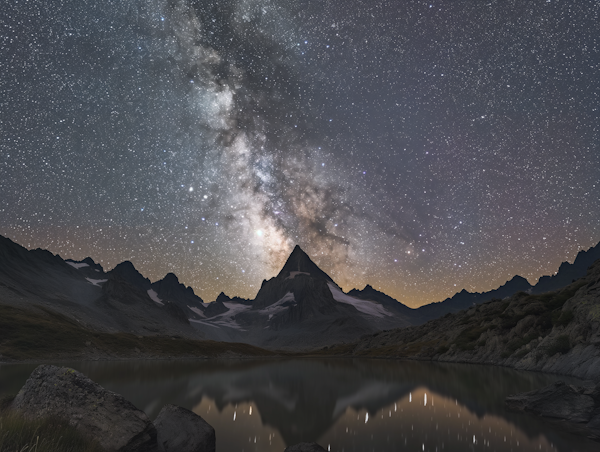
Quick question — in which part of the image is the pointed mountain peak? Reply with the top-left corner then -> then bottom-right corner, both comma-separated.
163,272 -> 179,283
215,292 -> 231,303
288,245 -> 309,260
109,261 -> 151,291
82,257 -> 97,266
113,260 -> 137,272
277,245 -> 334,282
152,272 -> 200,301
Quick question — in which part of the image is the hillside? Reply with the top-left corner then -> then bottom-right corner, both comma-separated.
327,260 -> 600,380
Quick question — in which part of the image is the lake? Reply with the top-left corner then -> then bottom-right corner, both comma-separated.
1,359 -> 597,452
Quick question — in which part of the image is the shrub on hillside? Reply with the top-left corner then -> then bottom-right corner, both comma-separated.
546,335 -> 571,356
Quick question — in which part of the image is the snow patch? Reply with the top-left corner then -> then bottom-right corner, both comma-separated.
67,261 -> 89,269
328,283 -> 391,318
286,271 -> 310,280
259,292 -> 296,319
188,306 -> 205,317
192,302 -> 252,330
86,278 -> 107,287
189,319 -> 221,328
147,289 -> 164,305
222,302 -> 251,315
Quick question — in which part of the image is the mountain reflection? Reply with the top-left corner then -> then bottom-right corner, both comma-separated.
1,359 -> 597,451
322,387 -> 557,452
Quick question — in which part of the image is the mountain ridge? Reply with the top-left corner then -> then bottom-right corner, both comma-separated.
1,233 -> 599,351
348,244 -> 600,324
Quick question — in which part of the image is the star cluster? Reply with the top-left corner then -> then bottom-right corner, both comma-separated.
1,0 -> 599,307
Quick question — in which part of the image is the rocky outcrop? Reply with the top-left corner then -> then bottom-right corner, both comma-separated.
203,300 -> 229,318
11,365 -> 157,452
154,404 -> 216,452
284,442 -> 327,452
506,380 -> 600,439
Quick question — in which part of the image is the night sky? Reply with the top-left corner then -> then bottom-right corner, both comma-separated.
1,0 -> 599,307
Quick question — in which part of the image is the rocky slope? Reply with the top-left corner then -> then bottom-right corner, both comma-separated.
346,260 -> 600,380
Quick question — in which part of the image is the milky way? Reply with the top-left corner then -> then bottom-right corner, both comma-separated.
1,0 -> 599,307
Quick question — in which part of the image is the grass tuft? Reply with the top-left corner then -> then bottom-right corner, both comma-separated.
454,326 -> 488,351
0,408 -> 103,452
504,332 -> 538,356
552,310 -> 574,327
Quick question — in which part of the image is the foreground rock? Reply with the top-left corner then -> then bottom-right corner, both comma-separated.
506,381 -> 600,440
154,404 -> 215,452
284,442 -> 327,452
11,365 -> 157,452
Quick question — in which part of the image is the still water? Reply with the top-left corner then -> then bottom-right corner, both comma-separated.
0,359 -> 597,452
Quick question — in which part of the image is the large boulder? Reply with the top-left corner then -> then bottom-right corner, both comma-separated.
154,404 -> 215,452
284,442 -> 327,452
11,365 -> 157,452
505,380 -> 600,439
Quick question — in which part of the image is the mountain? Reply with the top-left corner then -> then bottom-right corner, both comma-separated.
346,276 -> 533,325
108,261 -> 151,291
348,243 -> 600,324
413,275 -> 533,322
0,235 -> 203,338
149,272 -> 206,319
532,242 -> 600,294
348,285 -> 418,317
3,231 -> 599,352
2,235 -> 408,349
190,246 -> 413,348
213,292 -> 252,306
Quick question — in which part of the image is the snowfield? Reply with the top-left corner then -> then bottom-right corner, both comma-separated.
147,289 -> 164,305
190,302 -> 251,330
66,261 -> 89,269
187,306 -> 205,317
286,271 -> 310,280
85,278 -> 107,287
328,283 -> 391,318
259,292 -> 296,319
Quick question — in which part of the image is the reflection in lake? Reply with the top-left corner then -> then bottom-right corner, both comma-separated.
1,359 -> 597,451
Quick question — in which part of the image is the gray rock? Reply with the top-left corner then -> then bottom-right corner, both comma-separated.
506,380 -> 600,439
154,404 -> 215,452
12,365 -> 157,452
284,442 -> 327,452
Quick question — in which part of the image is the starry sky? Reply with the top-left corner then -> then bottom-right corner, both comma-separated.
1,0 -> 599,307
